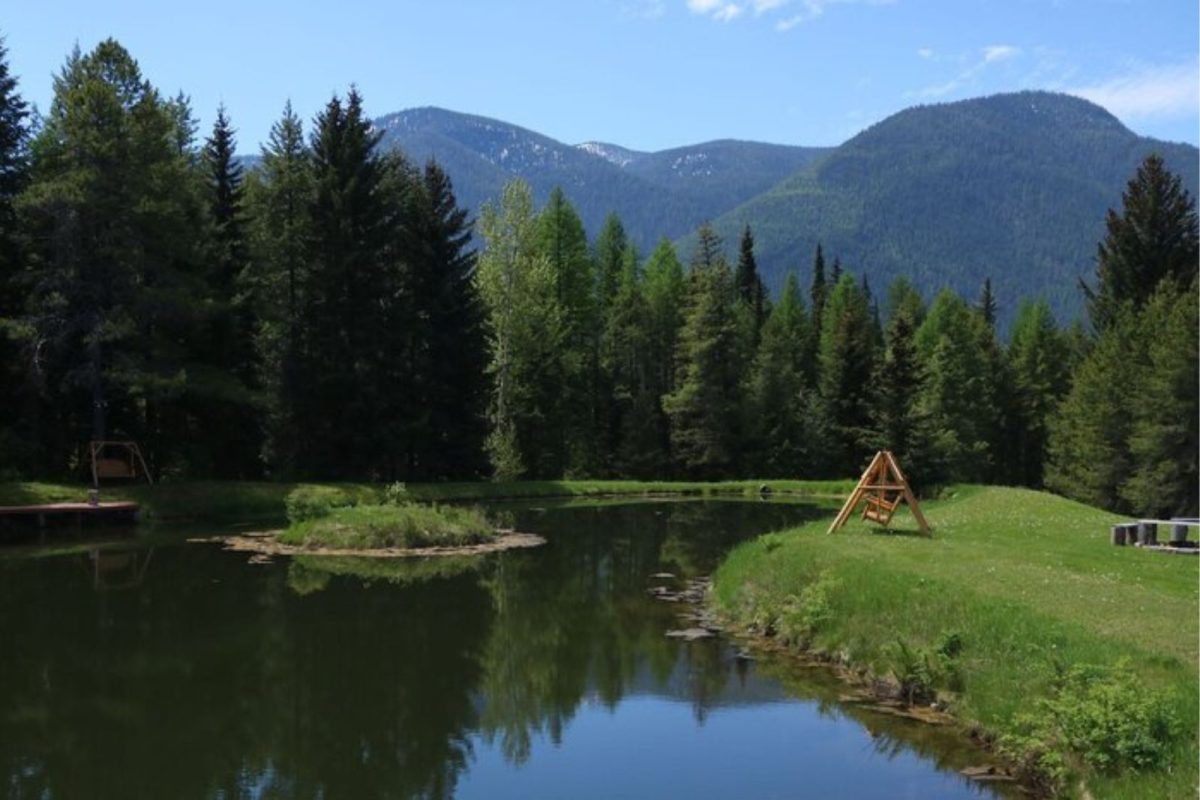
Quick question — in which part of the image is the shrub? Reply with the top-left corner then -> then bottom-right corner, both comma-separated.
284,485 -> 357,523
1002,659 -> 1182,788
777,575 -> 839,646
882,632 -> 967,703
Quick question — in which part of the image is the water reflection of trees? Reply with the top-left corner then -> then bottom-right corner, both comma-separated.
6,499 -> 953,800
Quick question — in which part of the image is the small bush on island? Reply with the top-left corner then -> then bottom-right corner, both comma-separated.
278,502 -> 495,550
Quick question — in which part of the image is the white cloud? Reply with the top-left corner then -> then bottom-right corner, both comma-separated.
687,0 -> 743,20
913,44 -> 1023,98
686,0 -> 893,28
917,47 -> 934,59
622,0 -> 666,18
983,44 -> 1020,63
1068,60 -> 1199,119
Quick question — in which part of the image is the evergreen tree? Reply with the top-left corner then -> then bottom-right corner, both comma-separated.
476,180 -> 564,480
830,256 -> 843,283
642,238 -> 686,469
1046,312 -> 1138,512
1007,299 -> 1069,487
18,39 -> 207,476
692,222 -> 723,271
405,160 -> 489,479
663,232 -> 741,478
1121,280 -> 1199,517
199,105 -> 259,477
0,34 -> 29,472
593,212 -> 628,314
1083,154 -> 1199,332
536,187 -> 598,476
884,276 -> 925,329
977,277 -> 997,329
746,272 -> 811,476
868,307 -> 936,490
816,273 -> 877,475
291,88 -> 400,478
734,224 -> 767,338
809,243 -> 827,329
913,289 -> 1003,483
601,246 -> 660,476
246,101 -> 312,475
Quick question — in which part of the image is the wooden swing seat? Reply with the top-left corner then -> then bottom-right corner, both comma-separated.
95,458 -> 135,479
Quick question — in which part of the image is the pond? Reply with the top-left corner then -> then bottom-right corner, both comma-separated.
0,498 -> 1011,799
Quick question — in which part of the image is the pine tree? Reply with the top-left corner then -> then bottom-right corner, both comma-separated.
977,277 -> 997,329
913,289 -> 1003,483
199,105 -> 259,477
246,101 -> 312,475
663,232 -> 741,478
18,39 -> 207,476
1007,299 -> 1069,487
0,34 -> 29,471
810,243 -> 827,328
830,256 -> 843,283
692,222 -> 723,271
746,272 -> 811,476
292,88 -> 400,478
601,246 -> 660,476
1084,154 -> 1199,332
1046,312 -> 1138,512
407,160 -> 489,479
593,212 -> 628,314
536,187 -> 598,476
884,276 -> 925,329
735,224 -> 767,337
868,308 -> 936,490
642,238 -> 686,469
1121,280 -> 1198,517
816,273 -> 877,475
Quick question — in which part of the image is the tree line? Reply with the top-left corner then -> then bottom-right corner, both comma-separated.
0,38 -> 1195,517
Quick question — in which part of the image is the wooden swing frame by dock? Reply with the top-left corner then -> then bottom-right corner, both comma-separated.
827,450 -> 930,536
89,440 -> 153,488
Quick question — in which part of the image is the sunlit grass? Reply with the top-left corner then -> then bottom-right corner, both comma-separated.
712,485 -> 1199,799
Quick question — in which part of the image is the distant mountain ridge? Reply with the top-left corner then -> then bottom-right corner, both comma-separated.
243,93 -> 1198,328
372,106 -> 828,247
693,91 -> 1198,326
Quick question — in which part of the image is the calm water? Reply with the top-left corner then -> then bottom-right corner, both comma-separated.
0,499 -> 1008,799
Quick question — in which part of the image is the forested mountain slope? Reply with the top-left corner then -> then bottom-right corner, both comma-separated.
696,91 -> 1199,326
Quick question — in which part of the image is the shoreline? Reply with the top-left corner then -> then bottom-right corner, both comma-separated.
189,529 -> 546,559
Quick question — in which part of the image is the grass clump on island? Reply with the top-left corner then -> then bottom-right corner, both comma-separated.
277,484 -> 495,550
712,485 -> 1198,799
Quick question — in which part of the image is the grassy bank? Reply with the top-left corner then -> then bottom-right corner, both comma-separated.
0,478 -> 854,522
712,486 -> 1199,799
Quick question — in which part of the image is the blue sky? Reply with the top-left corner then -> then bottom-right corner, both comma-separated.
6,0 -> 1198,153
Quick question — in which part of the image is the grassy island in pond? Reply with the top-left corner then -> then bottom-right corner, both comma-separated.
279,500 -> 494,551
712,486 -> 1198,799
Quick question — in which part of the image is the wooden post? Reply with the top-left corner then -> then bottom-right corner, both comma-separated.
1170,524 -> 1189,546
1111,524 -> 1127,546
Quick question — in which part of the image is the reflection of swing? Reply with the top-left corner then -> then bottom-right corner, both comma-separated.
87,547 -> 155,591
827,450 -> 930,536
89,440 -> 153,487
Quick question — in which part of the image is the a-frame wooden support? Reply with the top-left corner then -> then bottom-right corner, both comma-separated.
827,450 -> 930,536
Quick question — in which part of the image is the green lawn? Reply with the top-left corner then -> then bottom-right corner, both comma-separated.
0,478 -> 855,521
712,485 -> 1199,799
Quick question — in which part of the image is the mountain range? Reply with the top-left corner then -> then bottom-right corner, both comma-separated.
365,92 -> 1198,328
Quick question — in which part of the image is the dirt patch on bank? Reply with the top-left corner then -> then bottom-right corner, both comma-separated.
188,529 -> 546,558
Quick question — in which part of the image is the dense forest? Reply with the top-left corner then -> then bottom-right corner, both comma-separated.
0,39 -> 1196,518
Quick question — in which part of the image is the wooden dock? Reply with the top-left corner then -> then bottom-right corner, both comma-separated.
0,501 -> 140,528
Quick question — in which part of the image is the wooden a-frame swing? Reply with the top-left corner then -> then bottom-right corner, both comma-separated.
827,450 -> 930,536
